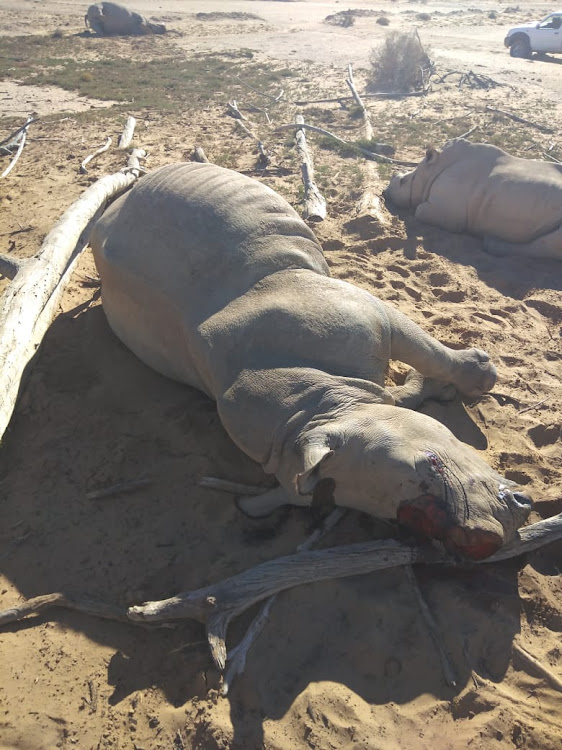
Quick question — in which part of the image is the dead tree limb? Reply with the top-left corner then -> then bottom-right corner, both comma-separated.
191,146 -> 210,163
227,103 -> 270,167
230,74 -> 283,102
275,123 -> 417,167
294,114 -> 326,222
0,116 -> 33,179
0,150 -> 146,442
80,136 -> 112,174
485,106 -> 554,134
0,514 -> 560,672
222,508 -> 346,695
128,513 -> 562,670
118,116 -> 137,149
345,64 -> 389,228
346,63 -> 373,141
0,116 -> 39,151
512,642 -> 562,693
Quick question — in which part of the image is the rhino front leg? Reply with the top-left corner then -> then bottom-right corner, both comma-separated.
383,303 -> 496,398
388,369 -> 456,410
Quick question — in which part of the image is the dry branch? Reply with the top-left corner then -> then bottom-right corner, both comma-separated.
80,136 -> 112,174
346,63 -> 373,141
0,116 -> 34,179
0,116 -> 39,151
485,106 -> 554,134
275,123 -> 417,167
118,116 -> 137,149
345,63 -> 389,227
230,75 -> 283,102
0,150 -> 146,442
512,642 -> 562,693
191,146 -> 210,163
294,114 -> 326,222
222,508 -> 346,695
227,102 -> 270,167
128,513 -> 562,670
0,513 -> 560,672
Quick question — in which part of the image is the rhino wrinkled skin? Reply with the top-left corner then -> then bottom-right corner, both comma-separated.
385,138 -> 562,260
91,163 -> 533,560
85,2 -> 166,36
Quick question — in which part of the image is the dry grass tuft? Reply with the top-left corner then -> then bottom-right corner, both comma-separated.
368,31 -> 432,93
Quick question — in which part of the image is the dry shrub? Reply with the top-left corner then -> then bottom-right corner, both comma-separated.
377,16 -> 390,26
368,31 -> 432,93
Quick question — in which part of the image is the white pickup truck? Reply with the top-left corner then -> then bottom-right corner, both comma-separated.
505,11 -> 562,57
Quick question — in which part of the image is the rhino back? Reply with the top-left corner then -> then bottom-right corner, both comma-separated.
91,162 -> 329,393
477,155 -> 562,242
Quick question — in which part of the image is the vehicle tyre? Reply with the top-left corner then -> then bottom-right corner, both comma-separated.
510,36 -> 531,58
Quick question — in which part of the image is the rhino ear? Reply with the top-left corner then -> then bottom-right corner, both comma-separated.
295,440 -> 334,496
425,146 -> 438,162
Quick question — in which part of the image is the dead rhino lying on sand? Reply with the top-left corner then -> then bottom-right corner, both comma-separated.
85,2 -> 166,36
385,138 -> 562,260
91,162 -> 533,561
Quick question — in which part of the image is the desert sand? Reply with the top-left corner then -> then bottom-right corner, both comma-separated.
0,1 -> 561,749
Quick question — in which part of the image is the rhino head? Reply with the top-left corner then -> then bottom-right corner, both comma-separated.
292,403 -> 532,561
384,146 -> 442,209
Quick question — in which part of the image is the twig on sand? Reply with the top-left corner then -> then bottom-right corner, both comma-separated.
230,74 -> 284,103
512,642 -> 562,692
80,136 -> 112,174
404,565 -> 457,687
275,122 -> 417,167
86,477 -> 152,501
456,124 -> 478,140
518,398 -> 549,415
485,106 -> 554,134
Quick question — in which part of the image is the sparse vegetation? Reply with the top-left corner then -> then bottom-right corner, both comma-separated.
377,17 -> 390,26
368,31 -> 432,92
0,34 -> 288,114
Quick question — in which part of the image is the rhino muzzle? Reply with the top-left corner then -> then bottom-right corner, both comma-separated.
397,490 -> 533,561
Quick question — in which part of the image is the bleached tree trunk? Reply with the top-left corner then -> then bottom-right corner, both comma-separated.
0,150 -> 146,442
294,114 -> 326,222
345,64 -> 389,228
118,116 -> 136,149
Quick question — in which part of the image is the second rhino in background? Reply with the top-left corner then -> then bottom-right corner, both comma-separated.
85,2 -> 166,36
385,138 -> 562,260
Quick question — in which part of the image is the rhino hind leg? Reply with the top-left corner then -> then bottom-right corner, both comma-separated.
384,304 -> 497,398
389,369 -> 456,410
484,229 -> 562,261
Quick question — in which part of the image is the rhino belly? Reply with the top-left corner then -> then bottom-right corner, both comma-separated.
91,162 -> 328,396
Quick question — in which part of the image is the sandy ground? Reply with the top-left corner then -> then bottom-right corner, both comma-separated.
0,1 -> 561,749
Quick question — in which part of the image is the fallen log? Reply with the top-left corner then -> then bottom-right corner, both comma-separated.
0,149 -> 146,442
118,116 -> 137,149
345,63 -> 389,228
0,513 -> 560,673
294,114 -> 326,222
